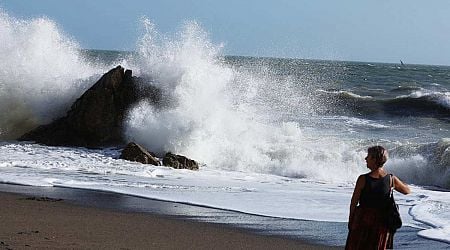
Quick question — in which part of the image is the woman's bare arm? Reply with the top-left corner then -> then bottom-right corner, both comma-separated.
393,176 -> 411,195
348,175 -> 365,229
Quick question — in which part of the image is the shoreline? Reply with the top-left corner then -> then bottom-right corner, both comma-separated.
1,183 -> 448,249
0,183 -> 341,249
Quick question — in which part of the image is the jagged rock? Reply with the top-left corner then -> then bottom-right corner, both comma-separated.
18,66 -> 161,148
163,152 -> 199,170
120,142 -> 160,166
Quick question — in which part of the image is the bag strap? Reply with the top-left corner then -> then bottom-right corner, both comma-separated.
389,174 -> 395,197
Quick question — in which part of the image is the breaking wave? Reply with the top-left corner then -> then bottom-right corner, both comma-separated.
388,139 -> 450,188
124,19 -> 361,182
317,89 -> 450,119
0,10 -> 105,139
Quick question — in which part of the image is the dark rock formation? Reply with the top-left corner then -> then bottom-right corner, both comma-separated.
163,152 -> 199,170
119,143 -> 200,170
19,66 -> 160,148
119,142 -> 160,166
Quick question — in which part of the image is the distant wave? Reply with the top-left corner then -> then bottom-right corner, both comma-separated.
343,117 -> 389,129
316,89 -> 373,99
385,91 -> 450,117
395,90 -> 450,108
317,89 -> 450,119
390,86 -> 423,92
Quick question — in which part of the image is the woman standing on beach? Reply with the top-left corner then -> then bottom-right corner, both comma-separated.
345,146 -> 410,250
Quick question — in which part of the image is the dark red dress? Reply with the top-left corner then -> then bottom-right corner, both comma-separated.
345,174 -> 394,250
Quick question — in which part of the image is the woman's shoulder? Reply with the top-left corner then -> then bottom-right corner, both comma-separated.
357,174 -> 367,180
356,174 -> 366,187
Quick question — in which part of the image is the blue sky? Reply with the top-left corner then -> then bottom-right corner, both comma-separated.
2,0 -> 450,65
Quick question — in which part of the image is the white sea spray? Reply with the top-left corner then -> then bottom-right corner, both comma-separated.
0,10 -> 104,139
124,19 -> 362,182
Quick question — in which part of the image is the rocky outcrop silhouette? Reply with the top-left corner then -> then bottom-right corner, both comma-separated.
163,152 -> 199,170
119,142 -> 199,171
18,66 -> 199,170
19,66 -> 160,148
119,142 -> 160,166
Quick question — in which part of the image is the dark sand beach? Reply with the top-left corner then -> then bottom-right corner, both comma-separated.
0,185 -> 341,250
1,184 -> 447,249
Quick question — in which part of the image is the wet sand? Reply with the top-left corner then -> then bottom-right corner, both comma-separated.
0,190 -> 339,249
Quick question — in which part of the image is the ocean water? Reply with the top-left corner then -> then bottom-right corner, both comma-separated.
0,11 -> 449,246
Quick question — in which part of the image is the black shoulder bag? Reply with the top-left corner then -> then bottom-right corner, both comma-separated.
386,174 -> 402,233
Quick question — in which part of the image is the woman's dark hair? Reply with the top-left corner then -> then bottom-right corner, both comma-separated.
368,146 -> 388,168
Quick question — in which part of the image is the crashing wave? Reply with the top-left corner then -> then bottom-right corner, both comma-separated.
388,139 -> 450,188
0,10 -> 105,139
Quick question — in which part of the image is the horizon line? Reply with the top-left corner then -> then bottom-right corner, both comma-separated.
82,48 -> 450,67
